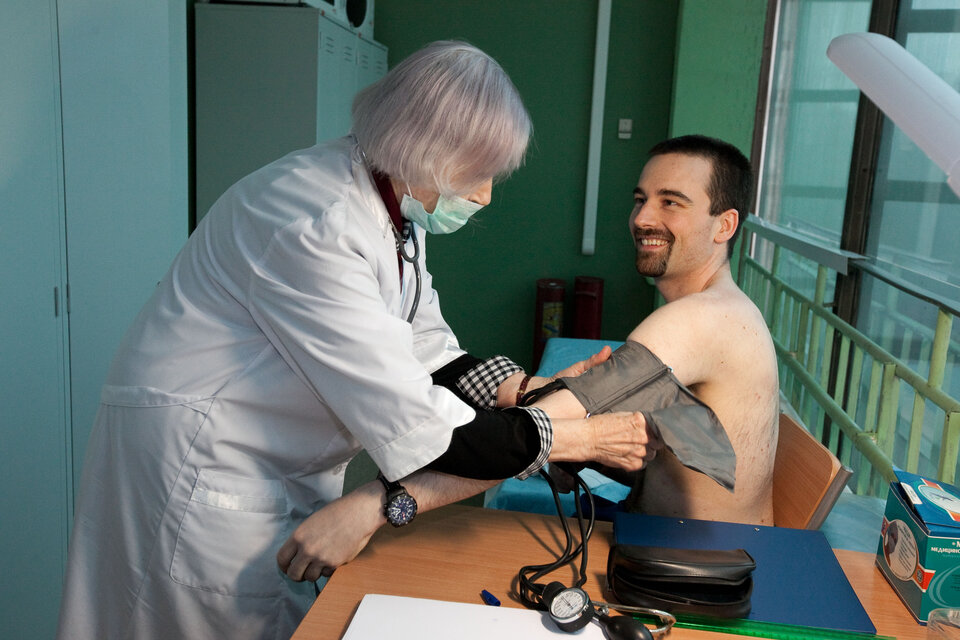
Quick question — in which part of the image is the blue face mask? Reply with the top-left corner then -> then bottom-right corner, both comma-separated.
400,186 -> 484,234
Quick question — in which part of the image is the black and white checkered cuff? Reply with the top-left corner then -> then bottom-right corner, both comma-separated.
456,355 -> 523,409
514,406 -> 552,480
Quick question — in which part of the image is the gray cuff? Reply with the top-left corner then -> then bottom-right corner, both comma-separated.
561,341 -> 736,491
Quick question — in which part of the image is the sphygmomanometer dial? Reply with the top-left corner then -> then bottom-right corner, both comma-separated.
548,586 -> 594,632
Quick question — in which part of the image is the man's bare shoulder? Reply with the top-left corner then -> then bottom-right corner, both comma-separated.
626,282 -> 772,386
636,280 -> 762,328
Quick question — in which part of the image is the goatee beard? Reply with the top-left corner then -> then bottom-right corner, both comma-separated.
633,231 -> 672,277
635,250 -> 668,277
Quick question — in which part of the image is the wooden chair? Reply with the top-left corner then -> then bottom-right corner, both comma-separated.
773,412 -> 853,529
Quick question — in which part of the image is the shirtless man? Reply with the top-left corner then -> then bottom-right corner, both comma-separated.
621,134 -> 779,524
277,136 -> 776,583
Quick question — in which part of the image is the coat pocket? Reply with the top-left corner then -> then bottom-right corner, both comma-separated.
171,468 -> 289,597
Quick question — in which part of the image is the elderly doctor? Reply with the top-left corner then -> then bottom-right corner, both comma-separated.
56,41 -> 658,640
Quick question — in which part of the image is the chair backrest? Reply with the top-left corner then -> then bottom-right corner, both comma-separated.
773,412 -> 852,529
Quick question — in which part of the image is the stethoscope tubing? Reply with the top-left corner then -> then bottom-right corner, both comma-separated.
357,140 -> 422,324
397,220 -> 421,323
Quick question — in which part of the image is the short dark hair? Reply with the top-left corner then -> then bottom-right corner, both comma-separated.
648,135 -> 754,256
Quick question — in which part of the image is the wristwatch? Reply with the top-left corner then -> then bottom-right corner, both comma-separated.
377,472 -> 417,527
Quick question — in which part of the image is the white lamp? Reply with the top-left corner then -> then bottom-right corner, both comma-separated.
827,32 -> 960,199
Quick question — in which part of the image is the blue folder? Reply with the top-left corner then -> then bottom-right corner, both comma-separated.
613,512 -> 876,635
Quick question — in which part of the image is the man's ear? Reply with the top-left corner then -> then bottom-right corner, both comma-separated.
714,208 -> 739,245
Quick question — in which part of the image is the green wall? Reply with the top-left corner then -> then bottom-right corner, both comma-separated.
670,0 -> 768,155
669,0 -> 769,275
375,0 -> 678,372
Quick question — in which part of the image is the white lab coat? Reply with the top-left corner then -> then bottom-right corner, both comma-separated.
56,136 -> 477,640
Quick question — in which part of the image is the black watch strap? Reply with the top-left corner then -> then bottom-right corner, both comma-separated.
377,472 -> 397,495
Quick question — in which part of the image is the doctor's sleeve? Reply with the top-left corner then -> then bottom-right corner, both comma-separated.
423,354 -> 552,481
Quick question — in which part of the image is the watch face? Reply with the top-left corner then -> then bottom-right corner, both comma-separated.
386,493 -> 417,526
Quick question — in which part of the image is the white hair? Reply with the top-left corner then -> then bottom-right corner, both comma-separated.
351,40 -> 532,196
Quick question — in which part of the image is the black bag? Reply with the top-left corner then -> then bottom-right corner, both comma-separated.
607,544 -> 756,619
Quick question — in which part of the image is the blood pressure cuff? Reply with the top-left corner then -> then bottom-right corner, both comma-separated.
539,340 -> 736,490
607,544 -> 755,619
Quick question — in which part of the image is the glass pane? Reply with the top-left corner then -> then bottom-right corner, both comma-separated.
884,126 -> 954,183
783,102 -> 859,191
905,31 -> 960,92
861,5 -> 960,319
777,194 -> 847,243
793,1 -> 871,90
860,277 -> 942,378
911,0 -> 960,9
867,198 -> 960,290
754,0 -> 960,489
756,0 -> 871,255
857,276 -> 958,476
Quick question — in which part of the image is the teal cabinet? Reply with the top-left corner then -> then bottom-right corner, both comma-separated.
0,1 -> 187,637
2,2 -> 379,635
195,2 -> 387,219
56,1 -> 189,493
0,3 -> 72,638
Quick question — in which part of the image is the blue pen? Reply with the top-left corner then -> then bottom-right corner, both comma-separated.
480,589 -> 501,606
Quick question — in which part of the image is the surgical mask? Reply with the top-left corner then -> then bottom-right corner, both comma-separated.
400,187 -> 484,234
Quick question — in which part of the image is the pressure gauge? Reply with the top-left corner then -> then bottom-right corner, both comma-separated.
548,586 -> 594,632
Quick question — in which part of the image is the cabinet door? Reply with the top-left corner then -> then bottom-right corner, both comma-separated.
57,0 -> 189,484
0,2 -> 72,637
196,3 -> 321,219
356,38 -> 388,93
316,16 -> 359,144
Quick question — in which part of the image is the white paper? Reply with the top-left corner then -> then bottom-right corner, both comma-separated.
342,593 -> 608,639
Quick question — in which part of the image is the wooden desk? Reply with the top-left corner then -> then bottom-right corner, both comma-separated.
291,505 -> 923,640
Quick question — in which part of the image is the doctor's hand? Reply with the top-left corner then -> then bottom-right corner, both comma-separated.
551,411 -> 661,472
588,411 -> 662,471
276,483 -> 384,582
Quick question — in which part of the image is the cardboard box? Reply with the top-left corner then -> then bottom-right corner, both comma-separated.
876,470 -> 960,623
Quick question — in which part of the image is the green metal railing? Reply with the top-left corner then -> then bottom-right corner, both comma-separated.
737,217 -> 960,496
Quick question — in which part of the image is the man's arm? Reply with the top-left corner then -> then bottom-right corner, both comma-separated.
412,347 -> 616,481
624,295 -> 715,388
495,345 -> 613,408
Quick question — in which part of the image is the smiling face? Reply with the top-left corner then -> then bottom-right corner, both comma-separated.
629,153 -> 731,280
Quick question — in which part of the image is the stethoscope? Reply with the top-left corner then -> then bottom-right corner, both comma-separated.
516,465 -> 676,639
395,219 -> 421,324
358,140 -> 422,323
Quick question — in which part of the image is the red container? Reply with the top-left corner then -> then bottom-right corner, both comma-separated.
533,278 -> 565,370
573,276 -> 604,339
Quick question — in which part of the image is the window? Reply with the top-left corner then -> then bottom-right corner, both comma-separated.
753,0 -> 960,485
858,0 -> 960,478
864,2 -> 960,299
755,0 -> 871,300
